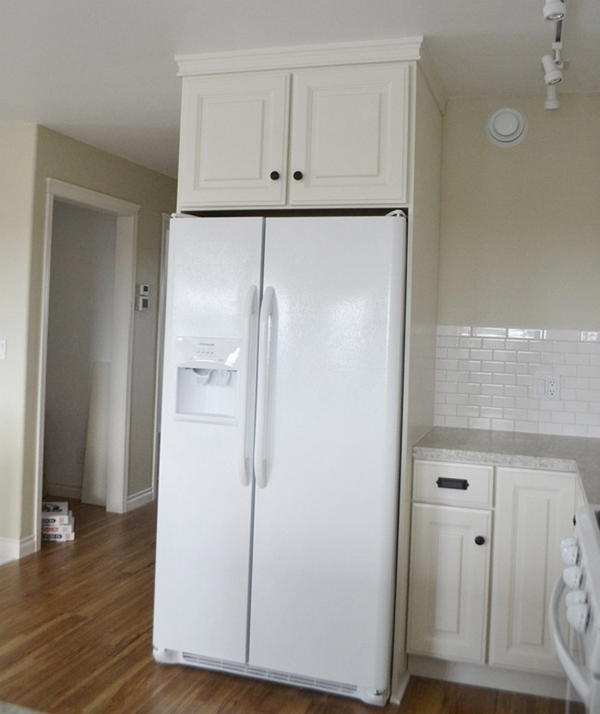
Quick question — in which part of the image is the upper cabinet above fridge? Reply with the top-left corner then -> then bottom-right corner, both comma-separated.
175,39 -> 439,211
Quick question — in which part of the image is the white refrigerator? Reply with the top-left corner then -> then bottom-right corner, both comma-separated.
153,213 -> 406,705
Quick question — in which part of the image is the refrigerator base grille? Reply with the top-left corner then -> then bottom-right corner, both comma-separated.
153,647 -> 388,704
181,651 -> 358,695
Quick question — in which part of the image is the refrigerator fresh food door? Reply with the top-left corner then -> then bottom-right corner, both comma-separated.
153,216 -> 263,662
249,215 -> 406,691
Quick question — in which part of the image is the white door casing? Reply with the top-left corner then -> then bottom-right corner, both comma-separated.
36,178 -> 139,547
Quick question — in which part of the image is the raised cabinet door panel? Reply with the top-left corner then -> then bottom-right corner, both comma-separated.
289,63 -> 410,206
489,468 -> 576,674
178,73 -> 290,208
407,504 -> 491,663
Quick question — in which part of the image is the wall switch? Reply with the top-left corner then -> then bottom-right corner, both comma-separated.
535,375 -> 561,400
0,339 -> 5,360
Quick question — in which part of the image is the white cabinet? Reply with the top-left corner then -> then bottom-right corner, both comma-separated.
177,73 -> 290,208
489,467 -> 576,674
288,64 -> 410,206
407,504 -> 491,663
408,460 -> 578,677
176,58 -> 412,210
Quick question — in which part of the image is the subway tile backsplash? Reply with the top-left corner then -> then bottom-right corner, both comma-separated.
434,325 -> 600,438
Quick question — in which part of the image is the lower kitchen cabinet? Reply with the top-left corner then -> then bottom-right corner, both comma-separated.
489,467 -> 576,674
407,460 -> 578,676
407,503 -> 491,663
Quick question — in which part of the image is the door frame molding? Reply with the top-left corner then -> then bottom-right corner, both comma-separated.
35,178 -> 140,548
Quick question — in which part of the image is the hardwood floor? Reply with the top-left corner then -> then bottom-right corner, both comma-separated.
0,501 -> 565,714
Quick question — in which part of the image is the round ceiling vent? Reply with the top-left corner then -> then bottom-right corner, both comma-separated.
486,108 -> 527,147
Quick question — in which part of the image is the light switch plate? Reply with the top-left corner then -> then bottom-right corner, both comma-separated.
0,339 -> 6,360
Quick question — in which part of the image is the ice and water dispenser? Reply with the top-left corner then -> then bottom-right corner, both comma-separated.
175,336 -> 241,423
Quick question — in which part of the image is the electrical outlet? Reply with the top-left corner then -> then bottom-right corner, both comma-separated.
535,375 -> 561,400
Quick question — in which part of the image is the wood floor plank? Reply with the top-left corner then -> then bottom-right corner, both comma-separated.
0,501 -> 566,714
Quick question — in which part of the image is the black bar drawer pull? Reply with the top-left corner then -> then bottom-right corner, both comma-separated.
436,477 -> 469,490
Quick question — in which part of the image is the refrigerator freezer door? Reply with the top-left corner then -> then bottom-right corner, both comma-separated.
249,216 -> 406,690
153,216 -> 263,662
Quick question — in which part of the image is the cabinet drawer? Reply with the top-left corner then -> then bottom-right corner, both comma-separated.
413,460 -> 493,508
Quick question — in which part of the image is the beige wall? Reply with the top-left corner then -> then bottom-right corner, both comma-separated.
439,93 -> 600,329
0,125 -> 38,544
2,125 -> 176,542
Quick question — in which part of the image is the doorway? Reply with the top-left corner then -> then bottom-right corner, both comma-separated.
44,200 -> 116,505
35,179 -> 139,549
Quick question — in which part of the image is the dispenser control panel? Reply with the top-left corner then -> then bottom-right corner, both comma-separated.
176,336 -> 241,369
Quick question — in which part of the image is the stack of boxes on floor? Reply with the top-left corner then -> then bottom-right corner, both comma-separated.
42,501 -> 75,541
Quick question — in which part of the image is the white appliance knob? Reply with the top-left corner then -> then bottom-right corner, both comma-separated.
561,537 -> 578,549
566,590 -> 587,607
563,566 -> 583,589
567,603 -> 590,634
561,544 -> 580,566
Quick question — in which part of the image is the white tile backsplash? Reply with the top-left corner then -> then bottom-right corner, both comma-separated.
434,325 -> 600,438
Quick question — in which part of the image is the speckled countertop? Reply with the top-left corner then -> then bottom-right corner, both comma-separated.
413,427 -> 600,504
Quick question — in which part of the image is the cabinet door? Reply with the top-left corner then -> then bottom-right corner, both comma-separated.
289,63 -> 410,206
407,504 -> 491,663
177,72 -> 289,208
489,468 -> 576,674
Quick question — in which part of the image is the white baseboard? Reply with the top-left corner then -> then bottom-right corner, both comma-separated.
20,535 -> 37,558
45,482 -> 82,500
126,487 -> 154,512
0,537 -> 19,565
0,534 -> 38,565
408,655 -> 566,700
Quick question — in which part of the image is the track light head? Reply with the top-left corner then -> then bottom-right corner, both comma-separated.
543,0 -> 566,21
542,54 -> 563,85
544,85 -> 560,110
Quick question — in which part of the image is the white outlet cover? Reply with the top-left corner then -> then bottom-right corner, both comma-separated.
535,375 -> 561,400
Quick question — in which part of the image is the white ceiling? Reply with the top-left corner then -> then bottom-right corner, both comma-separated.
3,0 -> 598,177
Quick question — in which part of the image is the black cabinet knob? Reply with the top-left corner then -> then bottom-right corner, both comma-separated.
474,536 -> 486,546
293,170 -> 303,181
270,170 -> 280,181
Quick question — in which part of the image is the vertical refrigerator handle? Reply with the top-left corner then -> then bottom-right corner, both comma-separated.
254,286 -> 275,489
240,285 -> 258,486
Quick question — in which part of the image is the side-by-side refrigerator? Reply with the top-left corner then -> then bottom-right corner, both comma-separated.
153,213 -> 406,705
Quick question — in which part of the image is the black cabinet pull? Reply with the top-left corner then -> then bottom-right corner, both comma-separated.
474,536 -> 486,546
269,170 -> 280,181
436,477 -> 469,490
293,170 -> 303,181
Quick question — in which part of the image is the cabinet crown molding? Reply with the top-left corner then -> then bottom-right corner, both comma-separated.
175,36 -> 424,76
